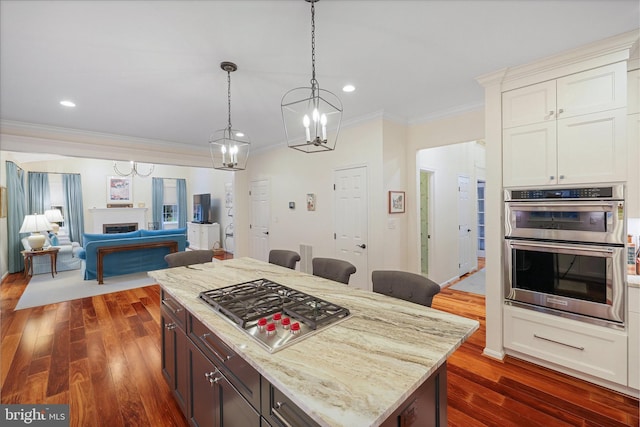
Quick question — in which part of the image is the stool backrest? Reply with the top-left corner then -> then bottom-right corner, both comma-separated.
312,257 -> 356,284
164,250 -> 213,268
372,270 -> 440,307
268,250 -> 301,270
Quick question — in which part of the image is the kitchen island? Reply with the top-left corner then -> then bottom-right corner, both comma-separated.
149,257 -> 479,427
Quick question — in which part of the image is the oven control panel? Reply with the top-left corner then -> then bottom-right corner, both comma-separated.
509,186 -> 616,200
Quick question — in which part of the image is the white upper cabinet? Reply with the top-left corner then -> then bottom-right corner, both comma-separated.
627,113 -> 640,218
503,81 -> 556,128
502,62 -> 628,187
627,69 -> 639,115
556,62 -> 627,118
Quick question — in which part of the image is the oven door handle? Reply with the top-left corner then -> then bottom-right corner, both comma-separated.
508,240 -> 614,255
506,201 -> 616,210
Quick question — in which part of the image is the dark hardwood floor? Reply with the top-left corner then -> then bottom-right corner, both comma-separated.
1,260 -> 638,426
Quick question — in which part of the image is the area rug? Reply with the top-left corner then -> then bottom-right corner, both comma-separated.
449,268 -> 485,295
15,270 -> 158,310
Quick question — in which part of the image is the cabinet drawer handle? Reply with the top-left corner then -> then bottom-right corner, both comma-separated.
161,298 -> 183,314
534,334 -> 584,351
200,333 -> 233,362
546,110 -> 554,119
272,402 -> 294,427
204,370 -> 223,387
165,323 -> 176,330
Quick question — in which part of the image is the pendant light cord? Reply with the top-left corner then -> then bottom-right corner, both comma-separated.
227,69 -> 233,131
310,0 -> 317,89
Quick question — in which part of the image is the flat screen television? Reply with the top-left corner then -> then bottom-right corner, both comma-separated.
193,193 -> 211,224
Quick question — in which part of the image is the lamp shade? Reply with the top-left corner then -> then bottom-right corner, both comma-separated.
19,214 -> 53,234
44,209 -> 64,223
19,214 -> 53,251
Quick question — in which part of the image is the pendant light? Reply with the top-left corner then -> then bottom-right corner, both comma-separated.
113,160 -> 155,177
210,61 -> 250,171
281,0 -> 342,153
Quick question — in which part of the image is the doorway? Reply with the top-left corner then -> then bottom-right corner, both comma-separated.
417,141 -> 485,284
419,170 -> 433,276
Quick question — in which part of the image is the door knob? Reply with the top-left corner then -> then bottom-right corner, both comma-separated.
263,231 -> 269,235
356,244 -> 366,249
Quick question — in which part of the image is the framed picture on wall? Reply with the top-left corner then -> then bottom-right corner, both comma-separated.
388,191 -> 405,213
107,176 -> 133,204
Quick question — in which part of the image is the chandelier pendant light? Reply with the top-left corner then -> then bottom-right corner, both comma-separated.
210,61 -> 250,171
113,161 -> 155,177
281,0 -> 343,153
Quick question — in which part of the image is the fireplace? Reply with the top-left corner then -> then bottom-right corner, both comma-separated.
89,207 -> 147,233
103,223 -> 138,234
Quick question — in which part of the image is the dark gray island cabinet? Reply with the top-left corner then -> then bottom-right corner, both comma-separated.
152,257 -> 479,427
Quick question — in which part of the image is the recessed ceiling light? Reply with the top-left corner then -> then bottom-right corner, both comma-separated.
60,100 -> 76,107
342,84 -> 355,93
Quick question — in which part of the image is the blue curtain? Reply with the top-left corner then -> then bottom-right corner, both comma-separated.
177,178 -> 187,230
28,172 -> 50,215
6,161 -> 27,273
62,174 -> 85,244
152,177 -> 164,230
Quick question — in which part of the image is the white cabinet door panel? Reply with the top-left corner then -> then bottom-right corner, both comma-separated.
503,122 -> 557,187
502,80 -> 556,128
556,109 -> 627,185
628,69 -> 640,115
557,62 -> 627,119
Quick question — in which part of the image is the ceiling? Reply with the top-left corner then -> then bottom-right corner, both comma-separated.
1,0 -> 639,160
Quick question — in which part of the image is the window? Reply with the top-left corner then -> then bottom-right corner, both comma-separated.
163,179 -> 178,226
163,204 -> 178,223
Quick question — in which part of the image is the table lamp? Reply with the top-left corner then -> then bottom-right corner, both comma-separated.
19,214 -> 53,251
44,209 -> 64,234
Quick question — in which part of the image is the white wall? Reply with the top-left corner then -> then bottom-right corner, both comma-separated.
234,118 -> 386,286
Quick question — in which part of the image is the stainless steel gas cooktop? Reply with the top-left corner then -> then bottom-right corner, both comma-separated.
199,278 -> 350,353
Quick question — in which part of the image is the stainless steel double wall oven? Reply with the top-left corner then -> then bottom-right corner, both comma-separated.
504,185 -> 626,329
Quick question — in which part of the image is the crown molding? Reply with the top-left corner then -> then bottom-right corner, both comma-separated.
499,30 -> 639,92
0,120 -> 212,168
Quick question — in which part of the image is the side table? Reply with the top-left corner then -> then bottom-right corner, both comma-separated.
21,247 -> 60,278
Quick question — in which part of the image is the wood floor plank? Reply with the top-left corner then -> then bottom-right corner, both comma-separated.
1,262 -> 637,426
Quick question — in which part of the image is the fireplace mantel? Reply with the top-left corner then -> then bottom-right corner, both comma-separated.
89,207 -> 148,233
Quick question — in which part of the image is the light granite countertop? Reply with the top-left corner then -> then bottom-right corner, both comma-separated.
629,274 -> 640,288
149,257 -> 479,427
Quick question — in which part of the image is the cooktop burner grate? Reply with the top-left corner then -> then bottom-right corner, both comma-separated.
199,278 -> 351,352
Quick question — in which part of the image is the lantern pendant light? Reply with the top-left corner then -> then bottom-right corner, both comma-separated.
210,61 -> 250,171
281,0 -> 343,153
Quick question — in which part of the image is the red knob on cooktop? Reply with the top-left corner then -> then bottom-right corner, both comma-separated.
290,322 -> 301,334
266,323 -> 277,335
257,318 -> 267,330
281,317 -> 291,329
273,313 -> 282,322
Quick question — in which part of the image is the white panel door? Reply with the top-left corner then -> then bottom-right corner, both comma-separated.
249,179 -> 270,261
458,175 -> 473,276
334,166 -> 368,290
